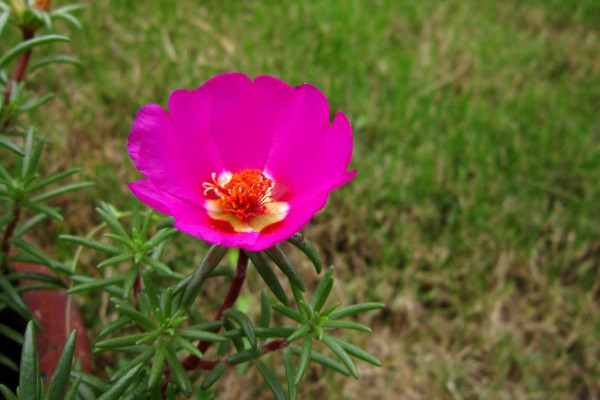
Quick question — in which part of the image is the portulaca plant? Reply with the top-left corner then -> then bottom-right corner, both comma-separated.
0,3 -> 382,400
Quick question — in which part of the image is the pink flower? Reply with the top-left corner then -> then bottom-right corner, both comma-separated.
127,72 -> 355,251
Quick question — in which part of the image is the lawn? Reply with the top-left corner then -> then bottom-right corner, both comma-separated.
26,0 -> 600,398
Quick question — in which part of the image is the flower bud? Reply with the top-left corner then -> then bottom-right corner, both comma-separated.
33,0 -> 52,11
8,0 -> 26,18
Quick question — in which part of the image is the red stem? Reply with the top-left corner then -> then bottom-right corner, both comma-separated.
182,249 -> 249,370
0,204 -> 21,273
3,29 -> 35,106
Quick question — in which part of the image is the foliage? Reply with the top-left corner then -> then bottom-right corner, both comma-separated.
0,322 -> 79,400
0,1 -> 383,399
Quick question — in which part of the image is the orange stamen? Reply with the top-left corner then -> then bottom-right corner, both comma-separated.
205,170 -> 273,221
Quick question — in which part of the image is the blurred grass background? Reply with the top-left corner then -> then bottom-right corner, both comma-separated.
24,0 -> 600,398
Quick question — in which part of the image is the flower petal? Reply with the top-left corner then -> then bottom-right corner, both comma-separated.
128,179 -> 170,215
168,88 -> 223,181
201,73 -> 261,171
286,111 -> 356,203
264,83 -> 331,188
128,104 -> 205,204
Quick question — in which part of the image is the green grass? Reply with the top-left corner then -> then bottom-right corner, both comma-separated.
23,0 -> 600,398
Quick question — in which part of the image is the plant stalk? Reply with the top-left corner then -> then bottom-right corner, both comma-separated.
3,29 -> 35,106
0,203 -> 21,273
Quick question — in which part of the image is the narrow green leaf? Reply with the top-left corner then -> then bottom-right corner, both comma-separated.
224,326 -> 295,339
23,200 -> 63,221
272,304 -> 305,324
11,239 -> 70,275
246,251 -> 289,306
289,345 -> 350,376
320,302 -> 340,317
52,11 -> 81,29
260,289 -> 271,328
59,234 -> 120,255
0,276 -> 38,327
178,328 -> 225,342
143,227 -> 177,250
148,339 -> 166,388
256,326 -> 295,338
29,54 -> 82,72
223,309 -> 256,348
286,324 -> 311,343
294,334 -> 312,385
336,338 -> 382,367
13,213 -> 47,238
17,282 -> 62,293
109,347 -> 154,382
20,93 -> 54,113
200,363 -> 226,389
63,376 -> 82,400
165,343 -> 192,395
182,245 -> 228,308
103,233 -> 132,248
122,267 -> 139,299
224,319 -> 244,351
0,385 -> 17,400
68,276 -> 124,294
97,252 -> 132,269
135,329 -> 162,346
0,354 -> 18,372
226,348 -> 261,364
322,320 -> 371,333
287,233 -> 322,273
28,168 -> 80,192
265,245 -> 306,291
186,321 -> 222,332
142,255 -> 174,276
95,333 -> 147,349
321,334 -> 359,378
20,128 -> 35,179
96,203 -> 129,238
256,361 -> 286,400
30,182 -> 94,203
131,200 -> 141,240
18,322 -> 40,400
99,317 -> 128,336
310,267 -> 334,312
283,350 -> 298,400
7,272 -> 66,288
0,135 -> 24,156
172,335 -> 203,359
0,323 -> 23,344
113,301 -> 156,331
328,302 -> 385,320
0,11 -> 10,37
141,273 -> 160,312
70,370 -> 107,391
97,364 -> 142,400
0,35 -> 70,69
46,331 -> 77,399
51,4 -> 85,14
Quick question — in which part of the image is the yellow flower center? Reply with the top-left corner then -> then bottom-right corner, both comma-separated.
203,169 -> 288,233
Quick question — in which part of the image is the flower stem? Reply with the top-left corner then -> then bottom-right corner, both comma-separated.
3,29 -> 35,107
0,203 -> 21,274
182,248 -> 249,370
